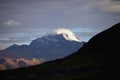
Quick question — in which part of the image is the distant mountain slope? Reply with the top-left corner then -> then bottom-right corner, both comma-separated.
0,23 -> 120,80
0,33 -> 84,70
0,57 -> 43,70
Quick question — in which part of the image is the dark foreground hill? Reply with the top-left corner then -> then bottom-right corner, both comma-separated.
0,23 -> 120,80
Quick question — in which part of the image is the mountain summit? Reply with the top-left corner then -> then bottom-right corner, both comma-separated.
53,28 -> 80,42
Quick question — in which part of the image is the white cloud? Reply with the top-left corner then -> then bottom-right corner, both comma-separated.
3,20 -> 20,26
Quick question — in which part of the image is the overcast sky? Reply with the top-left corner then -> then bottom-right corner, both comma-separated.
0,0 -> 120,49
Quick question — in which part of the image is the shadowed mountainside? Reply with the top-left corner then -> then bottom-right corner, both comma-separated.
0,23 -> 120,80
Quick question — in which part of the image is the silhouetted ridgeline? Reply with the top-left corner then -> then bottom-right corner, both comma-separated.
0,23 -> 120,80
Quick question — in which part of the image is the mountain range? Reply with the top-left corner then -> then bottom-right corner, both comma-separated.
0,23 -> 120,80
0,32 -> 84,70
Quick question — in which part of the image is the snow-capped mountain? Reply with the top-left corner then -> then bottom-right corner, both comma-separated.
0,32 -> 85,70
0,33 -> 84,60
29,34 -> 84,60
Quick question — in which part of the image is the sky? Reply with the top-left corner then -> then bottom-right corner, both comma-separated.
0,0 -> 120,49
